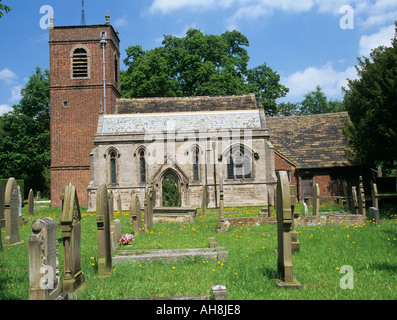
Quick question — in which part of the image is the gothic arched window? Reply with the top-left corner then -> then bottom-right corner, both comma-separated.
193,146 -> 199,181
140,150 -> 146,183
110,151 -> 117,185
227,146 -> 252,180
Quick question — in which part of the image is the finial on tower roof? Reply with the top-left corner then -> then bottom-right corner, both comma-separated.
105,10 -> 110,25
49,12 -> 54,29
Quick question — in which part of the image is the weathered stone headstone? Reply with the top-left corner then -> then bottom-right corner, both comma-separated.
368,207 -> 380,225
60,183 -> 85,294
275,171 -> 301,288
217,172 -> 226,233
96,183 -> 112,278
29,217 -> 62,300
28,189 -> 34,215
371,182 -> 379,209
17,185 -> 22,216
358,176 -> 366,217
201,184 -> 207,215
36,191 -> 41,200
108,189 -> 114,220
351,186 -> 359,215
267,187 -> 274,217
313,183 -> 320,217
144,181 -> 155,230
289,185 -> 299,253
110,219 -> 121,253
343,181 -> 351,212
377,166 -> 383,177
0,182 -> 4,228
117,192 -> 122,212
4,178 -> 21,245
129,190 -> 142,235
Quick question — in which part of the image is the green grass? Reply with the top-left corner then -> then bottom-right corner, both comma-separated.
1,202 -> 396,300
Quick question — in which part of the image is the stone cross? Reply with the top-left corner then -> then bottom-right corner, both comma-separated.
217,172 -> 226,233
358,176 -> 366,217
96,183 -> 112,278
351,186 -> 359,215
371,181 -> 379,209
0,182 -> 4,228
28,189 -> 34,215
130,190 -> 142,235
4,178 -> 21,245
275,171 -> 301,288
60,183 -> 85,294
29,217 -> 62,300
313,183 -> 320,217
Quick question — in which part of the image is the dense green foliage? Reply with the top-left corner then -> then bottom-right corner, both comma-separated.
121,29 -> 289,116
162,177 -> 180,207
343,23 -> 397,169
0,67 -> 50,198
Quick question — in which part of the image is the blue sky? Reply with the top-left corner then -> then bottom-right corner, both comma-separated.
0,0 -> 396,115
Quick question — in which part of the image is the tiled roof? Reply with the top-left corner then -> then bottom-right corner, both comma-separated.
115,94 -> 257,114
266,112 -> 352,169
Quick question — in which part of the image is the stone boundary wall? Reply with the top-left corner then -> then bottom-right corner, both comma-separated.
225,214 -> 365,228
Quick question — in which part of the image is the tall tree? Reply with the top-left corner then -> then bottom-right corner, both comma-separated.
0,0 -> 11,18
343,22 -> 397,168
121,29 -> 288,116
0,67 -> 50,197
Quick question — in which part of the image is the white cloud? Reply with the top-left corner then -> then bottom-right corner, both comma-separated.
0,68 -> 17,85
149,0 -> 217,14
359,24 -> 395,57
282,62 -> 358,101
9,85 -> 22,103
114,16 -> 128,28
0,104 -> 12,115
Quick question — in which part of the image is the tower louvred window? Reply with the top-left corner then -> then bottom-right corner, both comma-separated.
72,48 -> 88,78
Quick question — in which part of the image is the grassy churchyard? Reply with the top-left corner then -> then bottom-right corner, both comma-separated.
0,201 -> 396,300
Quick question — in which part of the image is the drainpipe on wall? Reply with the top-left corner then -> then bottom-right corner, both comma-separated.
212,138 -> 218,208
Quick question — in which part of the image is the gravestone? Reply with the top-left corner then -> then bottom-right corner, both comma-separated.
28,189 -> 34,215
275,171 -> 301,288
217,172 -> 226,233
36,191 -> 41,200
201,184 -> 207,215
358,176 -> 366,217
371,182 -> 379,209
144,182 -> 155,230
368,207 -> 380,225
289,185 -> 299,253
117,192 -> 122,212
29,217 -> 62,300
0,182 -> 4,228
351,186 -> 359,215
60,183 -> 85,294
130,190 -> 142,235
110,219 -> 121,253
4,178 -> 21,245
108,189 -> 114,220
17,185 -> 22,216
267,187 -> 274,217
313,183 -> 320,217
96,183 -> 112,278
343,181 -> 351,212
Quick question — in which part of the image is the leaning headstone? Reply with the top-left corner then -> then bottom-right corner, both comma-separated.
117,192 -> 122,212
96,183 -> 112,278
313,183 -> 320,217
60,183 -> 85,294
108,189 -> 114,220
368,207 -> 380,225
217,172 -> 226,233
28,189 -> 34,215
29,217 -> 62,300
4,178 -> 21,245
371,182 -> 379,209
130,190 -> 142,235
110,219 -> 121,253
351,186 -> 359,215
343,181 -> 351,212
275,171 -> 301,288
358,176 -> 366,217
0,182 -> 4,228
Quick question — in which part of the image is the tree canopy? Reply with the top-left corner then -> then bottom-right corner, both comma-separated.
121,29 -> 288,116
0,0 -> 11,18
343,22 -> 397,169
0,67 -> 50,197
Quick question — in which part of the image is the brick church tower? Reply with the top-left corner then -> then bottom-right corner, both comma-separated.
49,12 -> 121,207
